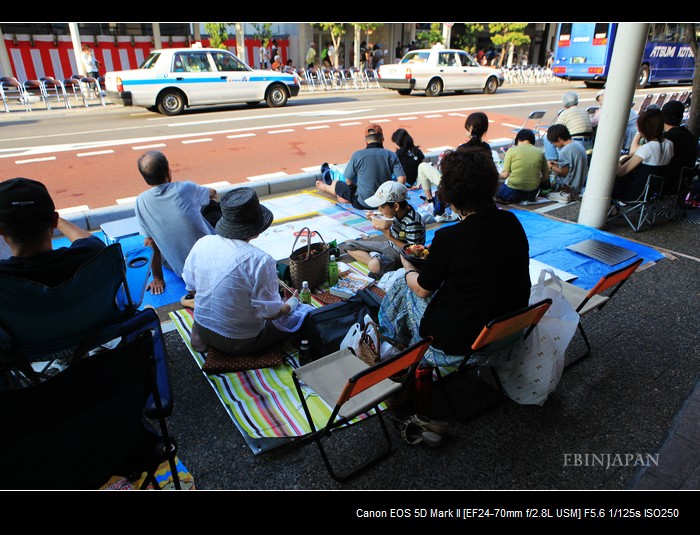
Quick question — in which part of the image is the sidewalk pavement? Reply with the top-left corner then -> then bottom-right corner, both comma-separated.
26,95 -> 700,496
147,188 -> 700,493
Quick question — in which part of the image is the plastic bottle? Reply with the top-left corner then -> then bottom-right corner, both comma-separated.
328,254 -> 339,286
299,339 -> 310,364
299,281 -> 311,304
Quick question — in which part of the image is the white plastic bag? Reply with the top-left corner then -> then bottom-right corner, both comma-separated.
340,322 -> 362,354
496,269 -> 580,406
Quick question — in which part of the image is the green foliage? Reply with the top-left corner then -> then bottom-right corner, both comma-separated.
205,23 -> 230,50
454,23 -> 485,53
252,23 -> 273,45
416,23 -> 444,48
488,23 -> 530,48
351,23 -> 383,36
316,23 -> 346,41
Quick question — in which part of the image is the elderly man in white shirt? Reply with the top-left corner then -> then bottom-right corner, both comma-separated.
183,187 -> 309,355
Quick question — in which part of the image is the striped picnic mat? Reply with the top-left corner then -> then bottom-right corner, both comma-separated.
169,304 -> 380,455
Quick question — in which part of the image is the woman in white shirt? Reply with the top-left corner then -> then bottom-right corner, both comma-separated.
183,188 -> 308,355
613,107 -> 674,201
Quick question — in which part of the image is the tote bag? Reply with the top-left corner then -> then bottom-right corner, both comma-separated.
495,269 -> 579,406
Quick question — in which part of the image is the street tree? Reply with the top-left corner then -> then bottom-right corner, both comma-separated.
204,23 -> 230,50
315,23 -> 345,68
416,23 -> 444,48
350,23 -> 383,69
489,23 -> 530,67
453,23 -> 485,54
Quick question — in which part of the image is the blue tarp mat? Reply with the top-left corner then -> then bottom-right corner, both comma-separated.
51,205 -> 664,308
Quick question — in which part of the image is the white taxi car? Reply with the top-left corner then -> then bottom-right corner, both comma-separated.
104,47 -> 300,115
377,47 -> 504,97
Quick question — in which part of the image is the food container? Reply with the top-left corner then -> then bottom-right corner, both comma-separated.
371,215 -> 394,230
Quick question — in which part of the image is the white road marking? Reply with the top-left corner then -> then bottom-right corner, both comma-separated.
132,143 -> 166,150
15,156 -> 56,164
226,133 -> 255,139
301,166 -> 321,172
424,114 -> 443,118
502,123 -> 522,129
398,117 -> 418,120
77,149 -> 114,157
268,129 -> 295,134
305,125 -> 331,130
339,122 -> 363,127
116,196 -> 137,204
182,138 -> 213,144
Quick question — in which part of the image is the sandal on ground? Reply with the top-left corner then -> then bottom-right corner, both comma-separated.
406,414 -> 449,435
400,419 -> 443,448
181,293 -> 195,309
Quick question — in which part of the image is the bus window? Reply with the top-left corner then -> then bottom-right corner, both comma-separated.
593,23 -> 610,45
558,23 -> 572,47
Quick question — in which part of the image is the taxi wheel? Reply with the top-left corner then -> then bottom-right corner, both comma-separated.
157,90 -> 186,116
483,76 -> 499,94
397,89 -> 412,95
266,84 -> 288,108
425,78 -> 443,97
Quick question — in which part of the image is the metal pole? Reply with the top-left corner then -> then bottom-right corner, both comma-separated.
578,23 -> 650,228
0,26 -> 13,77
151,23 -> 161,51
68,23 -> 86,77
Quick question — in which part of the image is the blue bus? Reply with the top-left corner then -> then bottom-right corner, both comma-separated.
552,23 -> 695,88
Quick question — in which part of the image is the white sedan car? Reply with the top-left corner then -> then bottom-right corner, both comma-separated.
104,47 -> 300,115
377,48 -> 504,97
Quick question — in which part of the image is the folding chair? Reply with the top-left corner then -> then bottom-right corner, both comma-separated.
609,173 -> 665,232
653,93 -> 667,108
558,258 -> 643,367
40,77 -> 72,109
0,326 -> 180,490
292,337 -> 432,483
638,93 -> 653,112
0,242 -> 153,387
433,299 -> 553,423
1,77 -> 31,112
518,110 -> 547,147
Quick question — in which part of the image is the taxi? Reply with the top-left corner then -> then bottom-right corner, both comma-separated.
377,46 -> 504,97
104,46 -> 300,115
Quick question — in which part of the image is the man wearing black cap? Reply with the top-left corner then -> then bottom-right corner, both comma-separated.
315,123 -> 406,210
182,187 -> 307,355
662,100 -> 698,192
0,177 -> 105,287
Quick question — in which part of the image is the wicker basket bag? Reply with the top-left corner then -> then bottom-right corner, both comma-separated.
289,227 -> 329,291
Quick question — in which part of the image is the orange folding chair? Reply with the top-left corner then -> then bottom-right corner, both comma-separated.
434,298 -> 553,423
560,258 -> 643,366
292,337 -> 432,482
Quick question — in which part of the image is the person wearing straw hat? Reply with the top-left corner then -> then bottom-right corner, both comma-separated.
183,188 -> 309,355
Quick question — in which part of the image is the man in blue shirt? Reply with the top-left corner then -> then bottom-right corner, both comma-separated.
315,124 -> 406,210
135,151 -> 218,295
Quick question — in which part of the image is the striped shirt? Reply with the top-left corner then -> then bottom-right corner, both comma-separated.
390,204 -> 426,248
555,107 -> 593,137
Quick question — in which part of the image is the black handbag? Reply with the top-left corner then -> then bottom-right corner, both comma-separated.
299,295 -> 371,361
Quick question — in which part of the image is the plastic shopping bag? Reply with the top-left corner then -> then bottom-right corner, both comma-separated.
496,269 -> 580,406
340,322 -> 362,355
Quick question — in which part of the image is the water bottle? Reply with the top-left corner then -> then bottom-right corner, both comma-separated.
299,281 -> 311,304
414,364 -> 434,415
328,254 -> 339,286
